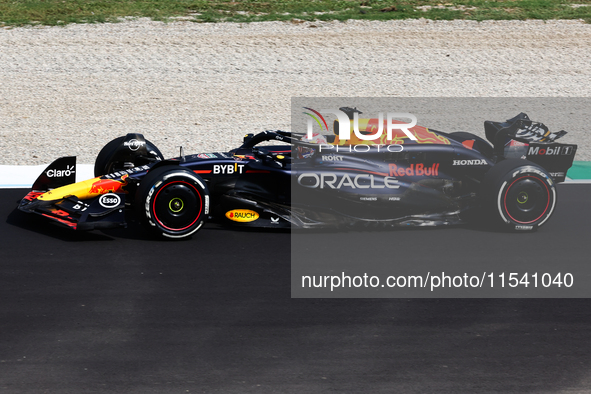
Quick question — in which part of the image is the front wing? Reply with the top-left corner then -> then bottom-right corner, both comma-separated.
19,192 -> 126,231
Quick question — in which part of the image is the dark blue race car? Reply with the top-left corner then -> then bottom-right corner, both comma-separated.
18,113 -> 577,238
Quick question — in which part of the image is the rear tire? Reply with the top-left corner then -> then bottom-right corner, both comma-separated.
94,136 -> 164,177
480,159 -> 556,231
136,166 -> 209,239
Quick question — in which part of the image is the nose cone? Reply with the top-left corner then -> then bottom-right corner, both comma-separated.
37,177 -> 103,201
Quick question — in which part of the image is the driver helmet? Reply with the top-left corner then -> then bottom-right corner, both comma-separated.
297,132 -> 328,159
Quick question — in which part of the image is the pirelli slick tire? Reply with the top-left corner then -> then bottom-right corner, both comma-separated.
136,166 -> 209,239
480,159 -> 556,231
94,136 -> 164,177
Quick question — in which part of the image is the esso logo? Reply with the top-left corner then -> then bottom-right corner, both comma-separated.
99,193 -> 121,209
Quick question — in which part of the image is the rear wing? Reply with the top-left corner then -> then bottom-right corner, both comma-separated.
485,113 -> 567,150
484,113 -> 577,183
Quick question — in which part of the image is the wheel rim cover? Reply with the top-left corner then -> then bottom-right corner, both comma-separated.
503,176 -> 550,224
153,181 -> 202,231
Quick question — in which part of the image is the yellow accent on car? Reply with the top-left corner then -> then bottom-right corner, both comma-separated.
37,175 -> 129,202
37,177 -> 102,201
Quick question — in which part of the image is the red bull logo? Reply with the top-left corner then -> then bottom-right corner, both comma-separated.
88,174 -> 129,195
389,163 -> 440,177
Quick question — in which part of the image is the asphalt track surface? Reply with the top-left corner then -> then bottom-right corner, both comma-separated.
2,186 -> 591,393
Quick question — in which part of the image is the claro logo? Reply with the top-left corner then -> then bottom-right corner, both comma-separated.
46,165 -> 75,178
226,209 -> 259,222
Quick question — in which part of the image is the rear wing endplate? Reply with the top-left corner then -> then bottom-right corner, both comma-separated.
526,143 -> 577,183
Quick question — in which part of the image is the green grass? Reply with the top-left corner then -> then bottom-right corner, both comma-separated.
1,0 -> 590,26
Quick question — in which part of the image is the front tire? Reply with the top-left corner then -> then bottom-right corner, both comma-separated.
480,159 -> 556,231
136,166 -> 209,239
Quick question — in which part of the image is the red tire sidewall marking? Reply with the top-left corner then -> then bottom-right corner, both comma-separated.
503,175 -> 551,224
152,180 -> 203,232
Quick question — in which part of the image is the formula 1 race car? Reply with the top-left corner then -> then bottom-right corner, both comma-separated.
18,112 -> 577,238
